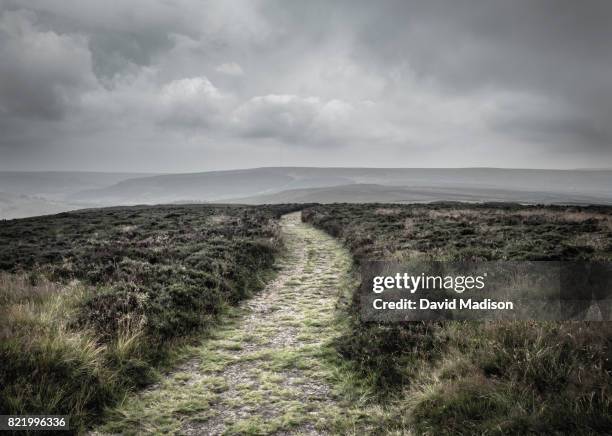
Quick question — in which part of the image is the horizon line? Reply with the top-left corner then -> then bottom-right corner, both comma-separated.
1,166 -> 611,174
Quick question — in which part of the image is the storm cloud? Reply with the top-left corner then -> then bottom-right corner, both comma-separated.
0,0 -> 611,171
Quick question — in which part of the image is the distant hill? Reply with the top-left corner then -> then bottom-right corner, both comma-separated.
0,171 -> 156,200
225,183 -> 612,205
70,167 -> 612,206
0,192 -> 84,220
69,169 -> 296,204
0,171 -> 157,219
2,167 -> 611,219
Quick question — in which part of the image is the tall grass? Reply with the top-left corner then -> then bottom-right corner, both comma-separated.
304,203 -> 612,434
0,204 -> 300,431
0,273 -> 119,428
399,321 -> 612,434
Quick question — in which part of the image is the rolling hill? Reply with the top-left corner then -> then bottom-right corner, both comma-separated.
2,168 -> 611,219
0,192 -> 84,220
69,167 -> 612,206
0,171 -> 156,200
225,183 -> 612,205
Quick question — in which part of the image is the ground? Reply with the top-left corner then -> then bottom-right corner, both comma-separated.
94,212 -> 375,435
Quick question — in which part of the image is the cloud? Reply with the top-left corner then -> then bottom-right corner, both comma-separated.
158,76 -> 226,127
1,0 -> 611,171
215,62 -> 244,76
334,0 -> 612,148
0,9 -> 96,120
233,95 -> 323,142
231,94 -> 406,148
233,95 -> 360,146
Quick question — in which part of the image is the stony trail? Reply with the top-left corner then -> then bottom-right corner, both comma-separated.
97,212 -> 373,435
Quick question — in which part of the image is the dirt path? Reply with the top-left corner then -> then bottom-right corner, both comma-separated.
97,212 -> 371,435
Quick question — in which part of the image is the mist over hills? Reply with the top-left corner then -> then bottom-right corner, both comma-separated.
70,167 -> 612,205
229,183 -> 612,206
0,172 -> 155,219
0,172 -> 157,199
0,192 -> 84,220
1,167 -> 611,219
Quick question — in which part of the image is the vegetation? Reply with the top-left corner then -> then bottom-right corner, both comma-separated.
0,204 -> 300,431
303,203 -> 612,435
94,213 -> 371,435
2,202 -> 611,434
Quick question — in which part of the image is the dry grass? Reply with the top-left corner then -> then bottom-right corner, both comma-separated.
0,272 -> 62,307
0,273 -> 117,430
304,203 -> 612,434
0,204 -> 301,431
374,208 -> 402,216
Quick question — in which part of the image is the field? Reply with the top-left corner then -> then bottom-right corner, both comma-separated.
303,203 -> 612,434
0,204 -> 299,431
1,202 -> 611,434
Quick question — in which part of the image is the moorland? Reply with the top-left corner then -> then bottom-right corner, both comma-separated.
1,202 -> 611,434
2,168 -> 611,219
303,203 -> 612,434
0,204 -> 298,431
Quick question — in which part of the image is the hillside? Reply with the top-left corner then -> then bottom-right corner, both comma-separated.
303,203 -> 612,434
3,203 -> 611,433
2,168 -> 611,219
0,204 -> 298,431
228,183 -> 612,205
0,171 -> 155,199
0,171 -> 158,219
0,192 -> 84,220
71,167 -> 612,205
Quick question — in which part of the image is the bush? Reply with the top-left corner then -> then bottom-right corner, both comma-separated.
303,203 -> 612,433
0,204 -> 295,430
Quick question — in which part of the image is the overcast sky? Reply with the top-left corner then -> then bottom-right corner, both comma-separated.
1,0 -> 611,172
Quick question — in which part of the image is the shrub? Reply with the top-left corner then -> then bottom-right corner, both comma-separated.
0,204 -> 295,429
303,203 -> 612,433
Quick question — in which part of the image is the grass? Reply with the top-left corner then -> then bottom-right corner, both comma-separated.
0,273 -> 120,425
92,212 -> 380,435
3,202 -> 611,434
0,204 -> 301,431
303,203 -> 612,434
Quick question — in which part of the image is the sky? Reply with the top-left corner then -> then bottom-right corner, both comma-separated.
0,0 -> 611,172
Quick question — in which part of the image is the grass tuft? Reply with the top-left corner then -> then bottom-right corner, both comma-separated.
0,204 -> 302,431
304,203 -> 612,434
